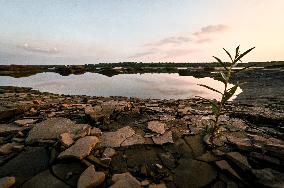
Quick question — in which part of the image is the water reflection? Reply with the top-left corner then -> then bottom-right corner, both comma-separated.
0,72 -> 242,100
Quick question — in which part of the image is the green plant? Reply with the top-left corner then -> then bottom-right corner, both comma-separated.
199,46 -> 255,144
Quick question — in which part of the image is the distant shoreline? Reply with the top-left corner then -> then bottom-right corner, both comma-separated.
0,62 -> 283,110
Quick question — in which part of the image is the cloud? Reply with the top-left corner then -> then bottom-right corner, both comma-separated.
17,43 -> 60,54
193,24 -> 229,36
131,24 -> 229,61
128,51 -> 156,59
163,49 -> 198,59
145,36 -> 191,46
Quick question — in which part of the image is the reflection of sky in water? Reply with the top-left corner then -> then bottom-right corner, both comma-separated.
0,73 -> 242,100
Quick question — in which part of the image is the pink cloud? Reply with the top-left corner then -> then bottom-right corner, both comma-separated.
145,36 -> 191,46
193,24 -> 229,36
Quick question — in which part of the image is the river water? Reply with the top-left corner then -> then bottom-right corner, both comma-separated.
0,72 -> 241,100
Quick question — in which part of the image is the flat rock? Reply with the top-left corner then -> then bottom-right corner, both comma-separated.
196,152 -> 220,162
102,148 -> 116,158
110,172 -> 141,188
250,152 -> 280,165
158,152 -> 176,169
15,119 -> 36,126
77,165 -> 105,188
265,138 -> 284,159
26,118 -> 88,144
90,127 -> 102,137
226,152 -> 251,171
226,132 -> 253,151
215,160 -> 242,180
121,134 -> 145,146
58,136 -> 99,160
22,170 -> 70,188
100,126 -> 135,147
152,131 -> 173,145
184,135 -> 206,157
252,168 -> 284,188
0,177 -> 15,188
52,162 -> 85,186
175,158 -> 217,188
60,132 -> 74,147
147,121 -> 166,134
0,124 -> 23,136
0,147 -> 49,186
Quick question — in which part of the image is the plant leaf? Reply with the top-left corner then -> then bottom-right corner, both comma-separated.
220,72 -> 228,82
223,48 -> 233,62
234,47 -> 255,63
210,100 -> 219,116
223,84 -> 239,102
198,84 -> 222,94
235,45 -> 240,60
213,56 -> 228,70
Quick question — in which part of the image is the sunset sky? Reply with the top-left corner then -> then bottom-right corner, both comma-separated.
0,0 -> 283,64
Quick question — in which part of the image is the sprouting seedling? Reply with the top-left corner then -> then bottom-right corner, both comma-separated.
198,46 -> 255,143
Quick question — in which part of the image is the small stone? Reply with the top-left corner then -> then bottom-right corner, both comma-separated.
110,172 -> 141,188
149,183 -> 167,188
156,164 -> 163,169
12,137 -> 25,143
12,145 -> 25,152
60,132 -> 74,147
15,119 -> 36,126
152,131 -> 173,145
58,136 -> 99,160
102,148 -> 116,158
77,165 -> 105,188
0,176 -> 15,188
0,142 -> 21,155
148,121 -> 166,134
90,127 -> 102,137
141,180 -> 150,186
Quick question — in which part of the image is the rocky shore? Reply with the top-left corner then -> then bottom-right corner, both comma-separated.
0,86 -> 283,188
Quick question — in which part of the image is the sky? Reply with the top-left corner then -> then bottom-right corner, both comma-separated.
0,0 -> 283,65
